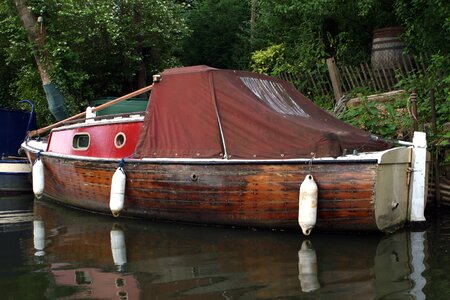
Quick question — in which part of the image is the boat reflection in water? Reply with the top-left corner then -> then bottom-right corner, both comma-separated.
374,230 -> 427,300
110,224 -> 127,272
0,193 -> 34,229
298,240 -> 320,292
31,198 -> 429,299
33,220 -> 45,257
296,231 -> 428,299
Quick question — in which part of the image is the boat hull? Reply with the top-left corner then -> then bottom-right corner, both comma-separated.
0,159 -> 32,193
24,149 -> 411,232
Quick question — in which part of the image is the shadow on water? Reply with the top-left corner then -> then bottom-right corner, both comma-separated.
1,196 -> 450,299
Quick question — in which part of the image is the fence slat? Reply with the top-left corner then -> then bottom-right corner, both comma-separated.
364,62 -> 380,91
344,66 -> 357,90
395,59 -> 406,81
354,65 -> 366,89
359,64 -> 372,90
337,65 -> 350,92
308,72 -> 321,96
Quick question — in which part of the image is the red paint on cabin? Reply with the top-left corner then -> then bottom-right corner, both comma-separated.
47,121 -> 143,158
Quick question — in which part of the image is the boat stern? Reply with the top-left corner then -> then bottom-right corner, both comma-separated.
374,147 -> 412,232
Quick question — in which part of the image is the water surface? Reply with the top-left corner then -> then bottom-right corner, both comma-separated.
1,195 -> 450,299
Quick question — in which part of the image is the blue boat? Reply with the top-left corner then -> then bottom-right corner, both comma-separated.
0,100 -> 36,193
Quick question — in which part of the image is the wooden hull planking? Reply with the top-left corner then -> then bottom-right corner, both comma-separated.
26,149 -> 410,232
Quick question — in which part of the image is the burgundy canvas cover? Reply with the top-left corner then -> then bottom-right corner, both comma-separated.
135,65 -> 390,159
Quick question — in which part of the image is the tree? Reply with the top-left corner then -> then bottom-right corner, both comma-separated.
14,0 -> 68,120
181,0 -> 251,69
0,0 -> 189,125
251,0 -> 402,75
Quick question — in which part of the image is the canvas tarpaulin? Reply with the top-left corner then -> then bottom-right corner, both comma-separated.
134,65 -> 390,159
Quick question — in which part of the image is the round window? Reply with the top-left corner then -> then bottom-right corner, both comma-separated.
114,132 -> 126,148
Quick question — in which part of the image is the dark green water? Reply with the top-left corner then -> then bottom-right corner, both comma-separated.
1,194 -> 450,300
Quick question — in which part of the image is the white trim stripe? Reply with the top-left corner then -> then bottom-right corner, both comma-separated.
0,162 -> 31,173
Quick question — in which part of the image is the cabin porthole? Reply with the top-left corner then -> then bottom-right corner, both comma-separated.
190,174 -> 198,181
114,132 -> 126,149
72,133 -> 90,150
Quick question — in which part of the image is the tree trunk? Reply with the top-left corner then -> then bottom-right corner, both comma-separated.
14,0 -> 50,85
14,0 -> 68,121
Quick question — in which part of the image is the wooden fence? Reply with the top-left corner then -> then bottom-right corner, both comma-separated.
336,54 -> 428,96
279,54 -> 429,103
279,67 -> 333,100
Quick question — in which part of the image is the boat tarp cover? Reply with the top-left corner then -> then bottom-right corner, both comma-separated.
134,65 -> 390,159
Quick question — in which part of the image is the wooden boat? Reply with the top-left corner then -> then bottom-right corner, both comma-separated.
0,101 -> 36,193
21,66 -> 428,233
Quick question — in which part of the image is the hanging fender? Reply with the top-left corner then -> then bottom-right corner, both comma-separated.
110,159 -> 126,217
298,174 -> 318,235
32,152 -> 45,199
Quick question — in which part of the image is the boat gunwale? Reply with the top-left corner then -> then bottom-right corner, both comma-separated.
22,141 -> 381,165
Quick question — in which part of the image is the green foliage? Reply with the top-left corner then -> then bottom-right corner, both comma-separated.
249,0 -> 449,144
339,96 -> 413,140
393,0 -> 450,142
12,66 -> 54,126
0,0 -> 448,135
395,0 -> 450,55
0,0 -> 189,125
40,0 -> 188,95
438,132 -> 450,147
251,44 -> 290,75
250,0 -> 400,76
181,0 -> 251,69
340,52 -> 449,143
311,94 -> 334,111
395,54 -> 450,135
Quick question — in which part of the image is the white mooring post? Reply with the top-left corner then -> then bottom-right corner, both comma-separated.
409,131 -> 427,222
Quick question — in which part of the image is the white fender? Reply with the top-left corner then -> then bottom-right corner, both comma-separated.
33,220 -> 45,256
298,174 -> 318,235
110,167 -> 126,217
32,158 -> 45,199
85,106 -> 96,122
298,240 -> 320,292
110,226 -> 127,270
